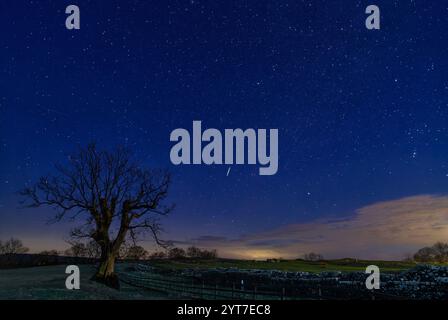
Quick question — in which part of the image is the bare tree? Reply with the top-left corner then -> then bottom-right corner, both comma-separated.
200,248 -> 217,259
64,240 -> 102,259
85,240 -> 101,259
149,250 -> 166,259
186,246 -> 202,258
414,242 -> 448,263
186,246 -> 217,259
21,143 -> 173,288
64,242 -> 87,257
0,238 -> 29,255
124,245 -> 148,260
168,247 -> 186,259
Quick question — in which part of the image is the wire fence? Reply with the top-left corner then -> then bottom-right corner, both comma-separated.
120,272 -> 286,300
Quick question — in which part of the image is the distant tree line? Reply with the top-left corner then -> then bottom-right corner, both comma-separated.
38,249 -> 60,256
0,237 -> 217,261
6,236 -> 448,264
149,246 -> 218,260
63,241 -> 149,260
63,242 -> 218,261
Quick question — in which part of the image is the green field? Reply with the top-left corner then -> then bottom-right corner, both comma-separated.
147,258 -> 421,273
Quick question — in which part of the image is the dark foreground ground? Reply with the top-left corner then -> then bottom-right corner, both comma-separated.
1,256 -> 447,300
0,264 -> 171,300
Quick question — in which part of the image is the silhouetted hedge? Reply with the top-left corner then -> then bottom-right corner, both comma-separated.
0,253 -> 96,269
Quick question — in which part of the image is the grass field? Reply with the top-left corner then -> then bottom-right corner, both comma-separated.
147,258 -> 422,273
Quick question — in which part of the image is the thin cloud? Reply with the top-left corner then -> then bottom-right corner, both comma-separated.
186,195 -> 448,260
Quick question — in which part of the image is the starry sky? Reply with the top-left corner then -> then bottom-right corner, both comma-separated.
1,1 -> 448,259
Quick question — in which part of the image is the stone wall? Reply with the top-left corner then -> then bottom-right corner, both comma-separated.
149,264 -> 448,299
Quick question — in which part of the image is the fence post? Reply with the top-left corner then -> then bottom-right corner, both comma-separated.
253,286 -> 257,300
281,287 -> 285,300
232,283 -> 235,299
215,284 -> 218,300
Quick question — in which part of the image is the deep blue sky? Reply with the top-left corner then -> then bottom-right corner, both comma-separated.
1,1 -> 448,257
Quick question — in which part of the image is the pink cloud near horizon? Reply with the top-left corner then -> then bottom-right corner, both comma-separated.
186,195 -> 448,260
5,194 -> 448,260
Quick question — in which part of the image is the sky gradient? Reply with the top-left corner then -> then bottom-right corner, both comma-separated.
1,1 -> 448,259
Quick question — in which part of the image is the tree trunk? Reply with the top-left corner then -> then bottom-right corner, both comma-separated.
92,251 -> 120,289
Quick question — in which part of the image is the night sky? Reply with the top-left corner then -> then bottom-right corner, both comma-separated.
1,1 -> 448,259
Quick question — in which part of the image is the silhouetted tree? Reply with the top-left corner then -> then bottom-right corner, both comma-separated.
124,245 -> 148,260
84,240 -> 101,259
186,246 -> 202,258
200,248 -> 217,259
149,251 -> 166,259
168,247 -> 186,259
21,144 -> 173,288
414,242 -> 448,263
186,246 -> 217,259
64,242 -> 87,257
0,238 -> 29,255
433,242 -> 448,262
